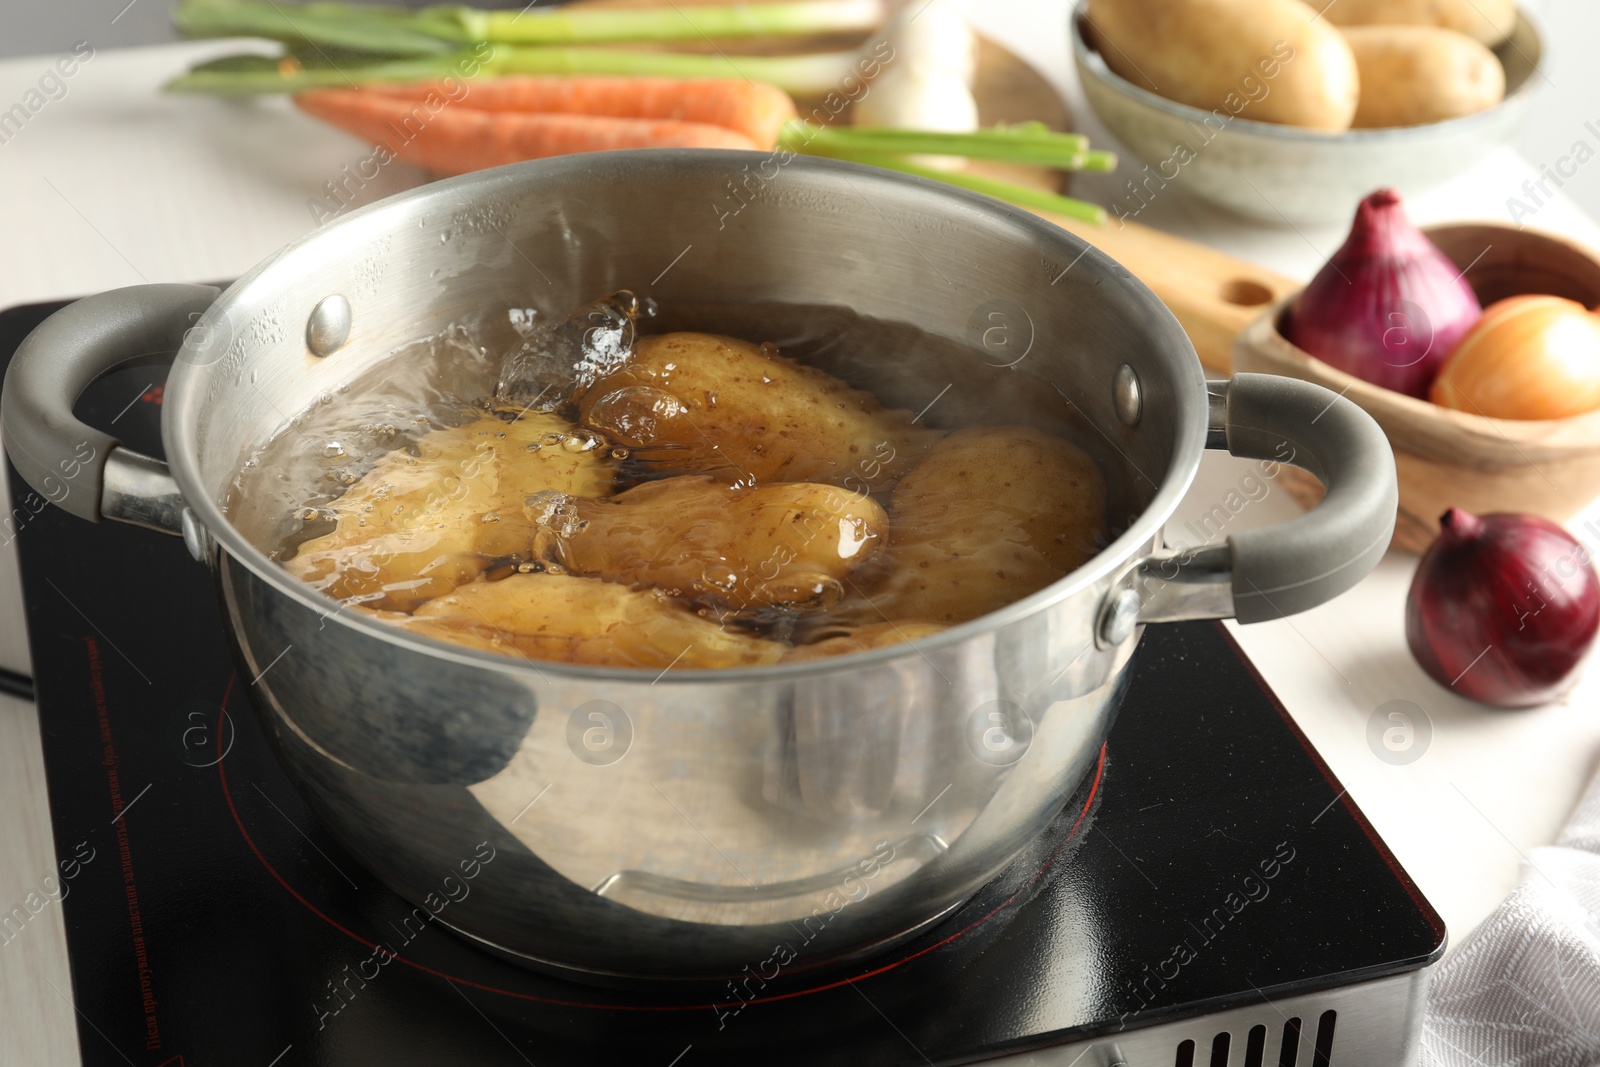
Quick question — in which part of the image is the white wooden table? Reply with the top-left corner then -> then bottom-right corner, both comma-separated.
4,5 -> 1600,1062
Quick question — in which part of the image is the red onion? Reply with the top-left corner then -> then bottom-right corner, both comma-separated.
1288,189 -> 1483,399
1406,508 -> 1600,708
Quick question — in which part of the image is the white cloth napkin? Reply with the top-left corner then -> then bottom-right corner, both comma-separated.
1420,768 -> 1600,1065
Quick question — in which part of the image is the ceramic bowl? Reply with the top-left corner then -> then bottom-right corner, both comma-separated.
1071,8 -> 1546,224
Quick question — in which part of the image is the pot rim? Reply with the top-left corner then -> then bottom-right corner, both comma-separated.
169,151 -> 1208,683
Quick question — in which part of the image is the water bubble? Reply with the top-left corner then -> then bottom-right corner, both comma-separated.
524,442 -> 543,453
321,441 -> 348,460
609,447 -> 629,460
508,307 -> 540,338
482,512 -> 501,524
583,386 -> 686,447
562,433 -> 600,453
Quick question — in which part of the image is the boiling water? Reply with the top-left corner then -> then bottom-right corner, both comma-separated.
225,301 -> 1126,655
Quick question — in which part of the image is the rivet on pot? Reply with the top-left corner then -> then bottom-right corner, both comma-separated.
1113,364 -> 1142,427
306,294 -> 352,356
1097,588 -> 1142,648
180,508 -> 215,566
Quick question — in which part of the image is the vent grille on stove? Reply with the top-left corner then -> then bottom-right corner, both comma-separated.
1171,1011 -> 1337,1066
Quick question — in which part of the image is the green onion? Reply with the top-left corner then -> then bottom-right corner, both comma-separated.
172,0 -> 886,56
164,51 -> 472,94
782,120 -> 1116,171
465,0 -> 885,46
485,45 -> 861,94
165,45 -> 864,97
174,0 -> 464,54
806,150 -> 1108,225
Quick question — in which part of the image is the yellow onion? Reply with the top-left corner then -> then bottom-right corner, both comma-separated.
1431,295 -> 1600,419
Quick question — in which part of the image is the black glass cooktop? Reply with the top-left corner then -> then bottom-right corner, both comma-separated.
2,297 -> 1445,1066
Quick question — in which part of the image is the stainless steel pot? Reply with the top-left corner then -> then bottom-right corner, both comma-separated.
2,152 -> 1396,980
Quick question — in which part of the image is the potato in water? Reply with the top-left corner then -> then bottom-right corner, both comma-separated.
286,413 -> 613,612
578,332 -> 943,488
783,621 -> 948,664
837,425 -> 1108,625
396,575 -> 783,670
257,297 -> 1113,670
527,475 -> 889,610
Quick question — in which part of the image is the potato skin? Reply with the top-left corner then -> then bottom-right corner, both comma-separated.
1086,0 -> 1359,130
406,574 -> 784,669
286,413 -> 613,611
578,332 -> 943,489
1342,26 -> 1505,128
838,425 -> 1108,626
1309,0 -> 1516,47
547,475 -> 888,610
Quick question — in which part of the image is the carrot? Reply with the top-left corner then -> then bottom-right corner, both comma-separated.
364,76 -> 798,149
294,89 -> 759,174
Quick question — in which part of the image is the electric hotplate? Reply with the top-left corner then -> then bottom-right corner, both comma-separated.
2,297 -> 1445,1067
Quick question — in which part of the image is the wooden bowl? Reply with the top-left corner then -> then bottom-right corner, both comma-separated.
1233,222 -> 1600,553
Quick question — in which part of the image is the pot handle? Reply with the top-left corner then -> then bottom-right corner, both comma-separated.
2,284 -> 220,536
1099,373 -> 1397,643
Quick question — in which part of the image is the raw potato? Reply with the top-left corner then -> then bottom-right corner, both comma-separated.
1085,0 -> 1360,131
536,475 -> 889,610
287,413 -> 614,612
1343,26 -> 1505,129
405,574 -> 784,669
1304,0 -> 1516,48
578,332 -> 943,489
839,425 -> 1108,626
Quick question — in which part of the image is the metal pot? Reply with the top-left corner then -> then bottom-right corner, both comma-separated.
1,152 -> 1396,980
